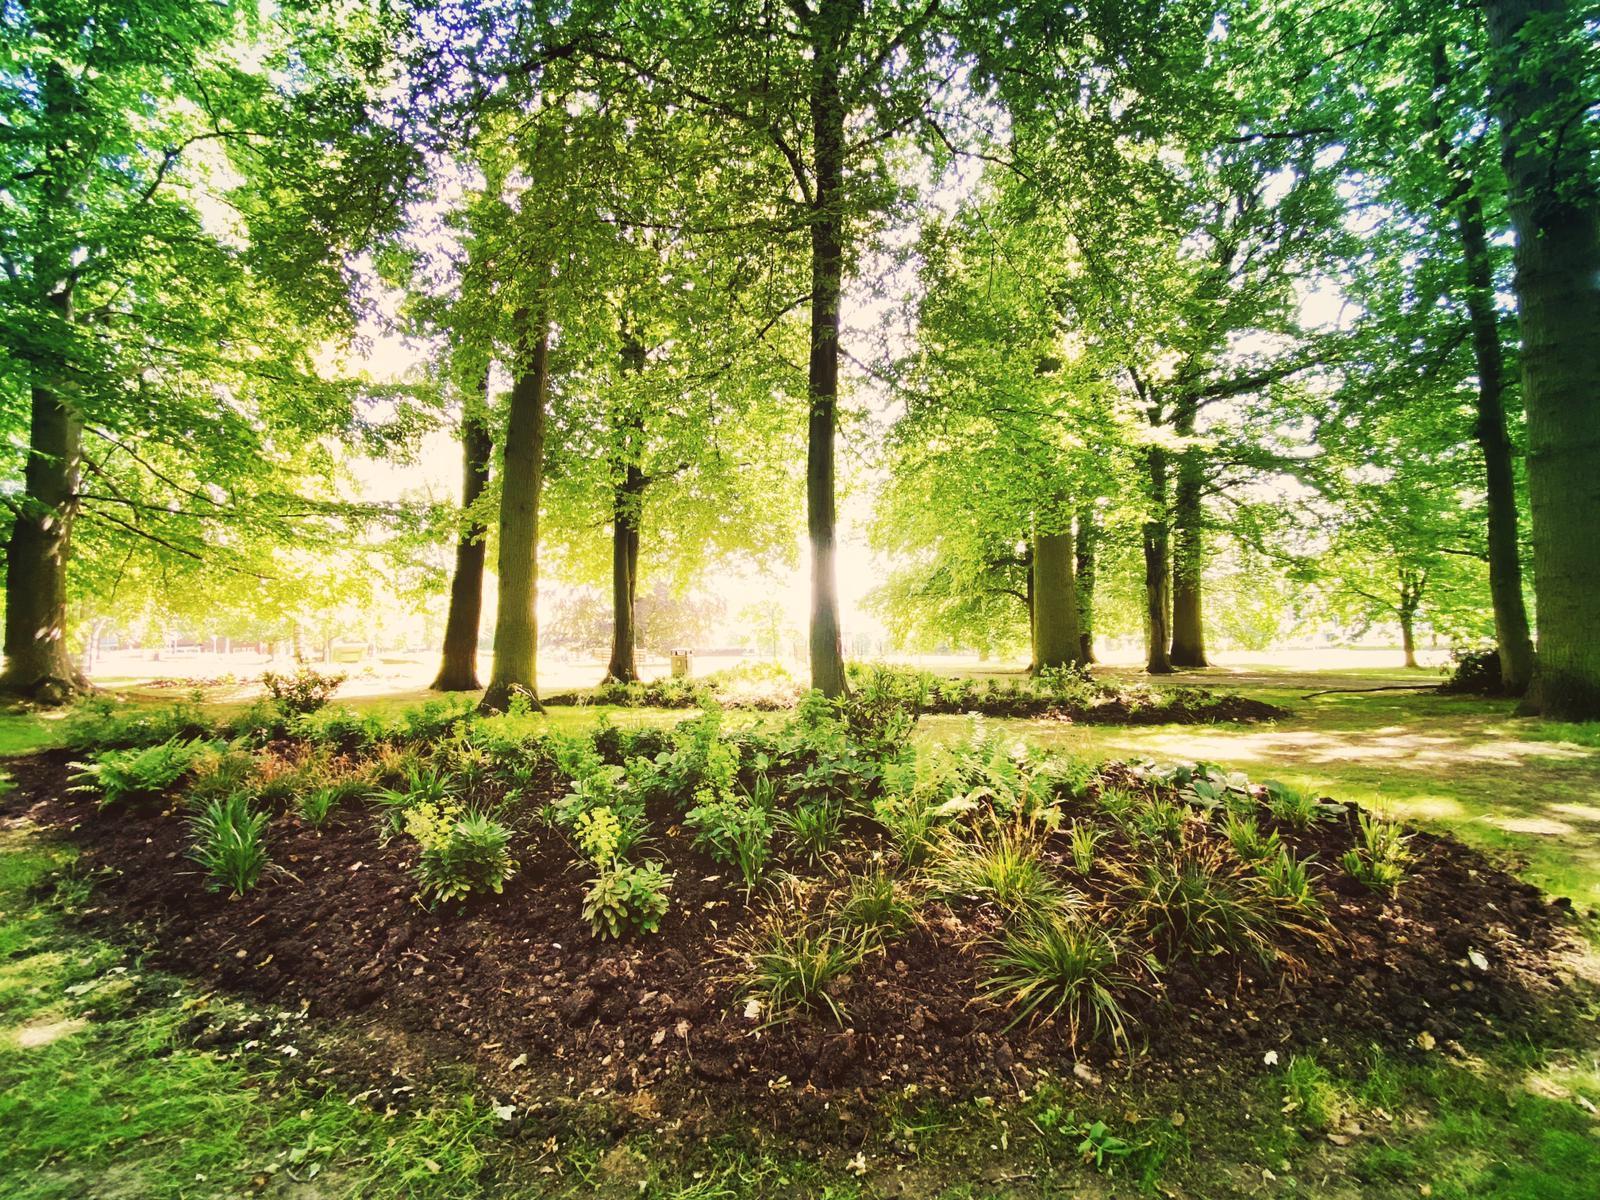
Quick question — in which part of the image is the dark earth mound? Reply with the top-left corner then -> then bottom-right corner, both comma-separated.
1,749 -> 1576,1135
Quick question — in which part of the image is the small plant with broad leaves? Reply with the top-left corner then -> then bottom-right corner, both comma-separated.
1264,780 -> 1324,831
411,811 -> 518,907
583,860 -> 672,939
260,668 -> 346,717
1341,811 -> 1412,894
685,792 -> 773,890
187,792 -> 270,895
70,736 -> 222,806
984,914 -> 1144,1050
575,805 -> 623,864
1075,1120 -> 1135,1172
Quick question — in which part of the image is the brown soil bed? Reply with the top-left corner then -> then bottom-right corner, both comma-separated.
0,750 -> 1576,1131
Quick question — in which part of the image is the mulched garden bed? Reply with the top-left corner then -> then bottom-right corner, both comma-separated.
0,749 -> 1576,1131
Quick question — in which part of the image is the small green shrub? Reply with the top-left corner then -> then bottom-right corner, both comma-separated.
575,805 -> 624,864
1341,811 -> 1411,894
685,793 -> 773,889
732,904 -> 867,1025
872,791 -> 972,868
1256,847 -> 1323,915
1133,842 -> 1282,964
261,668 -> 346,716
298,776 -> 365,829
933,827 -> 1066,920
583,860 -> 673,939
187,792 -> 270,894
63,694 -> 212,750
1068,820 -> 1105,875
777,798 -> 844,866
835,868 -> 919,942
984,914 -> 1141,1049
1265,780 -> 1320,831
373,764 -> 461,834
1222,810 -> 1280,863
70,736 -> 222,806
412,812 -> 517,906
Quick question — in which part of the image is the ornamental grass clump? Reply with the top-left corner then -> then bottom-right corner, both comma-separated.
984,913 -> 1144,1050
187,792 -> 270,895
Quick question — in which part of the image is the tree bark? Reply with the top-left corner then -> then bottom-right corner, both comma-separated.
1482,0 -> 1600,717
1431,42 -> 1536,696
480,311 -> 549,713
1169,399 -> 1209,668
431,370 -> 494,692
1031,529 -> 1083,672
1,328 -> 88,704
605,342 -> 648,684
1400,610 -> 1418,669
1143,450 -> 1175,674
804,1 -> 849,699
1074,507 -> 1097,663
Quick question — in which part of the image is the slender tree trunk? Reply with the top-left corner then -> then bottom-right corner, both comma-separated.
1031,529 -> 1083,672
1074,507 -> 1097,663
431,372 -> 494,692
1143,450 -> 1175,674
480,311 -> 549,713
805,6 -> 848,698
604,459 -> 645,683
605,342 -> 647,684
1169,399 -> 1209,668
1483,0 -> 1600,718
1,316 -> 88,704
1431,43 -> 1536,696
1023,541 -> 1036,672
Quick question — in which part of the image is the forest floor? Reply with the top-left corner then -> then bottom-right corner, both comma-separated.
1,664 -> 1597,1198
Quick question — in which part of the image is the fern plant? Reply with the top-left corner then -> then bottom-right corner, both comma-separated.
187,793 -> 270,895
70,736 -> 221,806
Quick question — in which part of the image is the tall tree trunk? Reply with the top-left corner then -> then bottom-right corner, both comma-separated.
1031,529 -> 1083,672
805,6 -> 848,699
1169,398 -> 1209,668
480,311 -> 549,714
1143,450 -> 1175,674
604,459 -> 645,684
1074,507 -> 1097,663
1483,0 -> 1600,718
431,371 -> 494,692
605,342 -> 647,684
1,323 -> 87,704
1431,42 -> 1536,696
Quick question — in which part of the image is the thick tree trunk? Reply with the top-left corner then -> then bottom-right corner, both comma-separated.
1431,42 -> 1536,696
480,311 -> 549,714
1169,399 -> 1209,668
431,374 -> 494,692
1,342 -> 88,704
804,6 -> 848,699
1400,608 -> 1419,669
1074,507 -> 1097,663
1483,0 -> 1600,718
1031,530 -> 1083,673
1143,450 -> 1175,674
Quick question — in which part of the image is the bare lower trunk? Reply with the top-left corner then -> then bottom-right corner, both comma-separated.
1169,403 -> 1209,668
1031,529 -> 1084,672
805,29 -> 848,698
480,311 -> 549,714
431,375 -> 493,692
604,463 -> 644,684
1483,0 -> 1600,718
1401,609 -> 1419,669
1143,450 -> 1174,674
1074,507 -> 1097,663
1,356 -> 87,704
